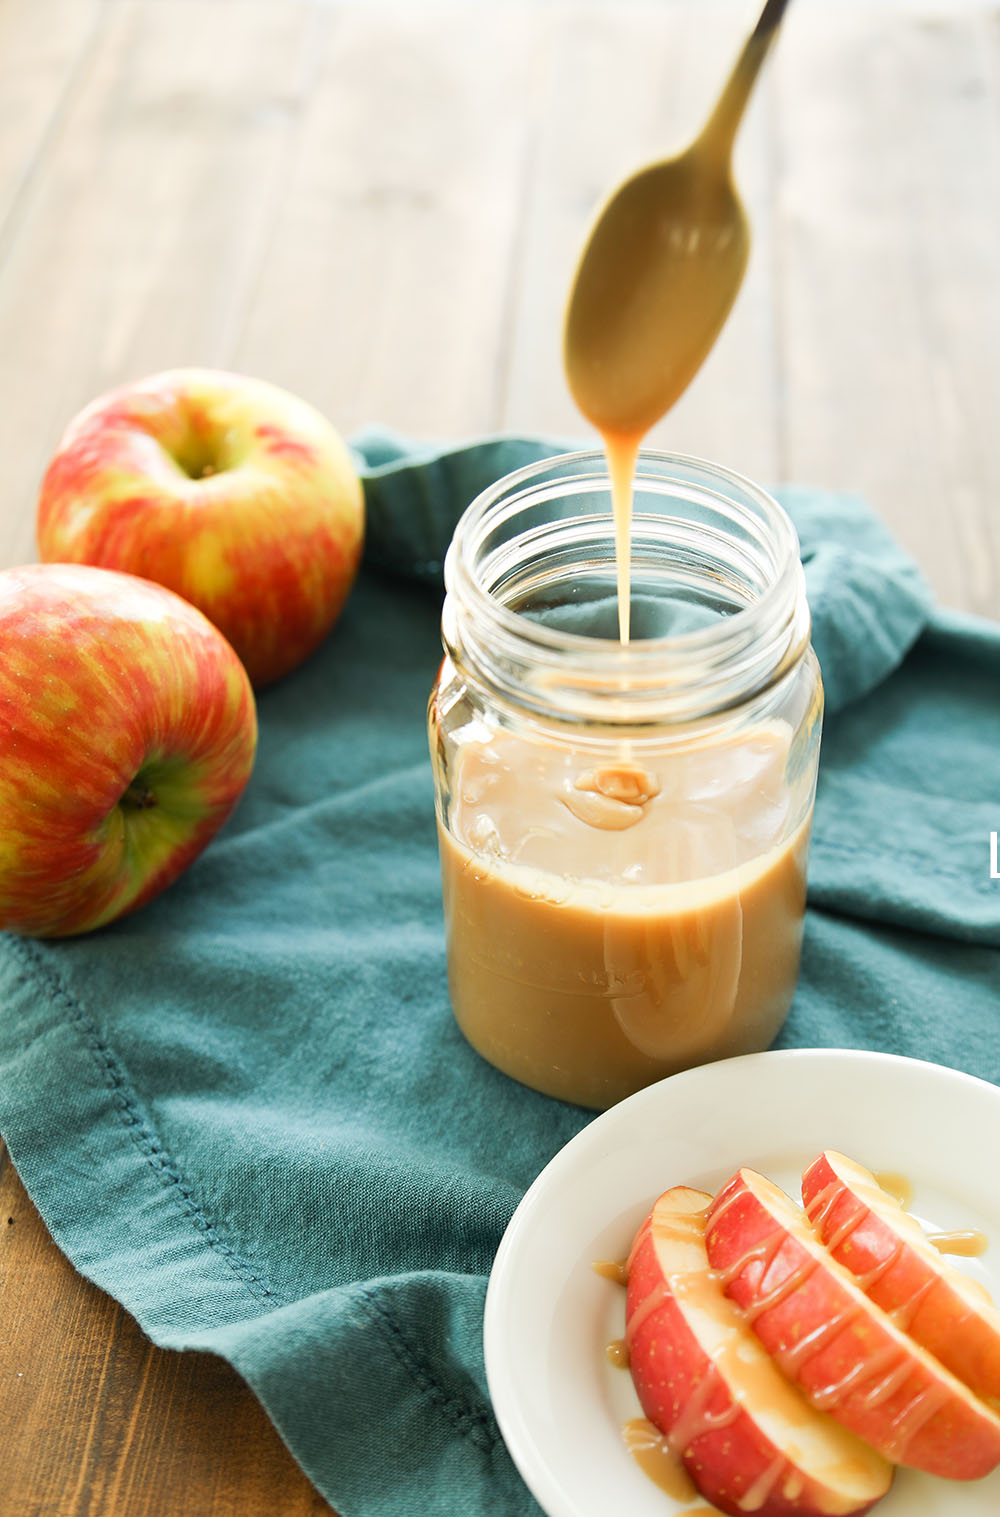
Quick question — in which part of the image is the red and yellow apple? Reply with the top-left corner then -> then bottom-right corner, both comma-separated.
705,1168 -> 1000,1480
802,1150 -> 1000,1407
0,562 -> 256,937
36,369 -> 365,687
626,1185 -> 892,1516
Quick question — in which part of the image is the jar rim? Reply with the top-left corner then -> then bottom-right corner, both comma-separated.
442,448 -> 811,725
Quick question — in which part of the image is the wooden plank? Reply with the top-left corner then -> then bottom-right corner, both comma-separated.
0,1139 -> 335,1516
0,0 -> 104,236
233,3 -> 549,440
0,0 -> 319,572
773,0 -> 1000,617
0,0 -> 106,568
499,0 -> 782,491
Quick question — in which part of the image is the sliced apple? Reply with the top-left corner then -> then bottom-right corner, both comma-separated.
626,1185 -> 892,1515
705,1168 -> 1000,1480
801,1151 -> 1000,1408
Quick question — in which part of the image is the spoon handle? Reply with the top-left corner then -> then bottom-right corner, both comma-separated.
697,0 -> 792,163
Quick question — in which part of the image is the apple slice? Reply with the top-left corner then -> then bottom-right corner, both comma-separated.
705,1169 -> 1000,1479
626,1185 -> 892,1516
801,1150 -> 1000,1406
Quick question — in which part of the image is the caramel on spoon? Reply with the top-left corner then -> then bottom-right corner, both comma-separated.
563,0 -> 791,445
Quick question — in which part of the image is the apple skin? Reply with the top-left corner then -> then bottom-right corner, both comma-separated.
705,1169 -> 1000,1480
0,562 -> 257,937
626,1185 -> 892,1516
36,369 -> 365,687
802,1151 -> 1000,1407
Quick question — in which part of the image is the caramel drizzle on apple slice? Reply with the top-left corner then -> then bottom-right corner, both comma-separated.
709,1181 -> 961,1461
804,1181 -> 929,1316
624,1312 -> 797,1513
806,1173 -> 987,1324
804,1179 -> 867,1251
738,1449 -> 791,1513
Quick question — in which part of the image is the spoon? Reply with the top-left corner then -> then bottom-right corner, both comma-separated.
563,0 -> 791,445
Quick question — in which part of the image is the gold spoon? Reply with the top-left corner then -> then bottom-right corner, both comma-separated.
563,0 -> 791,446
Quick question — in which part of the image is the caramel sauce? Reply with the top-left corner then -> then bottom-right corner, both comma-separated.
440,728 -> 811,1108
873,1170 -> 913,1210
606,1337 -> 630,1369
808,1163 -> 990,1265
622,1417 -> 698,1503
592,1258 -> 629,1286
928,1229 -> 988,1258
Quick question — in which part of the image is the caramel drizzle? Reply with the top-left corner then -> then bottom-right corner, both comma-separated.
623,1201 -> 803,1509
608,1179 -> 992,1510
738,1449 -> 789,1512
708,1184 -> 970,1460
806,1174 -> 987,1303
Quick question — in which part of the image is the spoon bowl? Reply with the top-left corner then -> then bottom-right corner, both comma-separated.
564,0 -> 789,442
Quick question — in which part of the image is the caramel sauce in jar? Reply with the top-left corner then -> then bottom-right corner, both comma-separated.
430,454 -> 820,1107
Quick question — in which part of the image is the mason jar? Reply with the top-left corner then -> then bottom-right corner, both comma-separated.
427,451 -> 822,1110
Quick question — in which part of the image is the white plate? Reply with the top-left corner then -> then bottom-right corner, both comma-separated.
484,1049 -> 1000,1517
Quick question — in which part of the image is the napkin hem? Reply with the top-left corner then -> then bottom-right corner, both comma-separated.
2,935 -> 284,1321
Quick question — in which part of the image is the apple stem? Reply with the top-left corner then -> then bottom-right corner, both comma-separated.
122,778 -> 158,811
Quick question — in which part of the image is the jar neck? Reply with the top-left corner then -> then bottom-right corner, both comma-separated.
442,449 -> 811,728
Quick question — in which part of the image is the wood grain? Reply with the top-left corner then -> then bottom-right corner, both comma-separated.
0,1137 -> 335,1517
773,0 -> 1000,616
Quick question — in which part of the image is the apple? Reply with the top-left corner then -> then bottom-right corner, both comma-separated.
802,1151 -> 1000,1406
705,1168 -> 1000,1479
626,1185 -> 892,1515
0,562 -> 256,937
36,369 -> 365,687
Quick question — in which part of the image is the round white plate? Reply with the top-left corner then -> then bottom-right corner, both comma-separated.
484,1049 -> 1000,1517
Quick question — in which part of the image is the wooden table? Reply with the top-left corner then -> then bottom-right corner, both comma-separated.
1,1 -> 997,1511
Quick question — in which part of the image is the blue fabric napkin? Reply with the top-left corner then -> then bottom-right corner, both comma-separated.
1,433 -> 998,1517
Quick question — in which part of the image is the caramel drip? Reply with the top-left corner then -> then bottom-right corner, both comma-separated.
605,1337 -> 630,1368
874,1170 -> 913,1210
879,1378 -> 954,1460
592,1258 -> 629,1286
621,1419 -> 697,1502
624,1280 -> 671,1349
668,1360 -> 741,1455
887,1274 -> 937,1333
740,1250 -> 818,1326
605,431 -> 641,646
928,1229 -> 988,1258
737,1450 -> 788,1512
631,1360 -> 792,1513
774,1297 -> 862,1378
712,1222 -> 785,1296
705,1179 -> 746,1234
804,1178 -> 866,1252
852,1236 -> 905,1293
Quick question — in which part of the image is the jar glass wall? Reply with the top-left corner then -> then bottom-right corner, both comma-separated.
428,451 -> 823,1110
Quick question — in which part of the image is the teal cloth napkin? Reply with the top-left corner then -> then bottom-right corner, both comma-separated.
2,433 -> 998,1517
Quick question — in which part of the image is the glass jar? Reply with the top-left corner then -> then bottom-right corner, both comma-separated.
428,451 -> 822,1110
